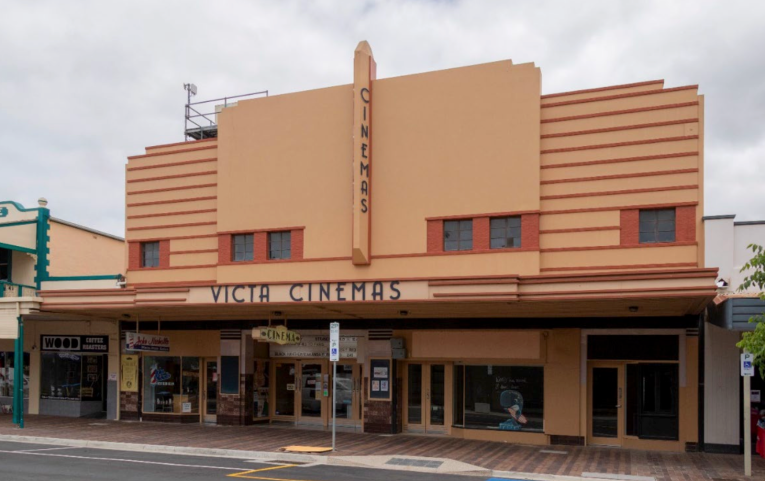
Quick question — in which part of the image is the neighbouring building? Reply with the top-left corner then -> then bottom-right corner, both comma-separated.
703,215 -> 765,453
35,42 -> 716,451
0,199 -> 124,419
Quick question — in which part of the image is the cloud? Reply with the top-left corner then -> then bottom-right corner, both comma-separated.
1,0 -> 763,237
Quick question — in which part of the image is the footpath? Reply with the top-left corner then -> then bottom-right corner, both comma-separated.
1,415 -> 762,481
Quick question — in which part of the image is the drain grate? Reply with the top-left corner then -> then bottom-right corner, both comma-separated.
386,458 -> 443,468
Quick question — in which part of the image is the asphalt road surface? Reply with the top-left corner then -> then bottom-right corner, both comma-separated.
0,440 -> 497,481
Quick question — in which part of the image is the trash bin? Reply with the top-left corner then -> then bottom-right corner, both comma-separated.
757,426 -> 765,458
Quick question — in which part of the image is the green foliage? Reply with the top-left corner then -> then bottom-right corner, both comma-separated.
736,244 -> 765,377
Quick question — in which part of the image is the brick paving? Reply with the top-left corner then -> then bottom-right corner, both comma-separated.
1,415 -> 764,480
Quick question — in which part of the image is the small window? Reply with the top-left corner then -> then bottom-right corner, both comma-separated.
232,234 -> 254,262
268,231 -> 291,260
444,220 -> 473,251
0,248 -> 10,281
639,209 -> 675,244
141,242 -> 160,268
490,216 -> 522,249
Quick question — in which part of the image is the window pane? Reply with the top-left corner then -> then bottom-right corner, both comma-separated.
81,355 -> 105,402
491,238 -> 506,249
490,228 -> 506,239
144,356 -> 181,413
464,365 -> 544,432
444,240 -> 458,251
142,242 -> 160,267
282,249 -> 291,260
444,221 -> 459,233
40,353 -> 81,400
490,218 -> 505,230
657,230 -> 675,243
508,217 -> 521,228
639,211 -> 657,222
282,232 -> 291,250
639,232 -> 656,243
657,209 -> 675,221
182,357 -> 200,414
460,239 -> 473,250
459,220 -> 473,232
639,221 -> 655,233
657,221 -> 675,232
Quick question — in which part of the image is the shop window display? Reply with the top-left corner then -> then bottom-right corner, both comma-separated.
0,352 -> 30,399
143,356 -> 200,414
460,365 -> 544,432
253,360 -> 269,418
40,353 -> 83,400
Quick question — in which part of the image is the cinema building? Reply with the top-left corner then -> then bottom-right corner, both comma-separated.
37,42 -> 716,451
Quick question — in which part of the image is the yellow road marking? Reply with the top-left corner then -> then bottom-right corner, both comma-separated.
228,464 -> 316,480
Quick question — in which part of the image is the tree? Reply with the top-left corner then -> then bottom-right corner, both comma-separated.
736,244 -> 765,377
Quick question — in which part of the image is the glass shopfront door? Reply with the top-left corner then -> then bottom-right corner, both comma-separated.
589,363 -> 624,446
297,362 -> 325,425
273,361 -> 297,418
405,363 -> 450,434
334,363 -> 363,429
202,358 -> 218,423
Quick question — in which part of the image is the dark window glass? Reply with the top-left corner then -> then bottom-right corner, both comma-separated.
40,353 -> 82,400
490,217 -> 522,249
444,220 -> 473,251
268,231 -> 291,260
232,234 -> 254,262
587,335 -> 679,361
626,364 -> 678,440
463,365 -> 544,432
639,209 -> 675,244
0,248 -> 10,281
221,356 -> 239,394
143,356 -> 203,414
453,365 -> 464,426
407,364 -> 422,424
80,355 -> 105,402
141,242 -> 160,268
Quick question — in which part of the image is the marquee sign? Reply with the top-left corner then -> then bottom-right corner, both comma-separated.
252,325 -> 301,345
352,40 -> 376,265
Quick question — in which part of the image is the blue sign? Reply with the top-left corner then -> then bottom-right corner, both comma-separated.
0,207 -> 8,218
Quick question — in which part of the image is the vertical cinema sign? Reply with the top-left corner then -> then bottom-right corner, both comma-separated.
352,41 -> 376,265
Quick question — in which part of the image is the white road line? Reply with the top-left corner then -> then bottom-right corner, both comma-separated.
0,449 -> 249,471
15,446 -> 78,453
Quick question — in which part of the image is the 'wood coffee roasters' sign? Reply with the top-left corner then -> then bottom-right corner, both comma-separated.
210,280 -> 402,304
41,335 -> 109,353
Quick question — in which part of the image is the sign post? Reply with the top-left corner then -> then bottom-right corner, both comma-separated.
329,322 -> 340,451
742,352 -> 754,477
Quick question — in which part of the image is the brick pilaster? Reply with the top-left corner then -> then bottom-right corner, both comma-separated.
159,240 -> 170,268
474,217 -> 490,250
521,213 -> 540,250
675,206 -> 696,242
254,232 -> 268,262
128,242 -> 140,269
620,209 -> 640,245
291,229 -> 304,260
426,220 -> 443,253
218,234 -> 231,264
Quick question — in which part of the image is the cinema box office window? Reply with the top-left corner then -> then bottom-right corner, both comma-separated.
39,335 -> 109,417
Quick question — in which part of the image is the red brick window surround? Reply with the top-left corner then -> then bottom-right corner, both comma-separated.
620,206 -> 696,246
218,228 -> 304,265
426,213 -> 539,253
128,240 -> 169,269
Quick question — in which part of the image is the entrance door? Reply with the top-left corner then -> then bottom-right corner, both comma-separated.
405,363 -> 449,434
334,363 -> 363,429
589,363 -> 624,445
202,358 -> 218,423
297,362 -> 325,425
273,361 -> 297,419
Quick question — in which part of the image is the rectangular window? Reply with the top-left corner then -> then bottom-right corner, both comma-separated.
143,356 -> 200,414
268,231 -> 291,260
221,356 -> 240,394
490,217 -> 522,249
0,248 -> 10,281
0,351 -> 30,399
444,220 -> 473,251
141,242 -> 160,268
461,365 -> 544,432
639,209 -> 675,244
40,352 -> 82,400
232,234 -> 254,262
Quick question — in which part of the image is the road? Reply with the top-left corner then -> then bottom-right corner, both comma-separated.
0,440 -> 498,481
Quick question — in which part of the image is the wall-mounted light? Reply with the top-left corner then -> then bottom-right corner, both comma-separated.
628,306 -> 639,313
399,310 -> 409,317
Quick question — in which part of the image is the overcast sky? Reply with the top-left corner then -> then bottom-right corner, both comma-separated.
1,0 -> 764,237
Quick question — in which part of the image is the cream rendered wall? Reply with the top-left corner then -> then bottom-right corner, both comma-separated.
10,251 -> 35,287
704,322 -> 741,446
48,220 -> 124,277
704,217 -> 735,286
733,222 -> 765,291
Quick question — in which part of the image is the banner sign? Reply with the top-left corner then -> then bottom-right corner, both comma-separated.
125,332 -> 170,352
120,355 -> 138,392
41,335 -> 109,353
252,326 -> 301,345
270,335 -> 358,359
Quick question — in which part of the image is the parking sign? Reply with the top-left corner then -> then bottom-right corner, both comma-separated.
742,352 -> 755,377
329,322 -> 340,362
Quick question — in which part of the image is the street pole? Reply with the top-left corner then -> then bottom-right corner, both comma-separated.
329,322 -> 340,452
742,351 -> 754,477
332,361 -> 337,451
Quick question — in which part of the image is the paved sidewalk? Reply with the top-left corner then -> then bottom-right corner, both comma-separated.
1,415 -> 763,481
